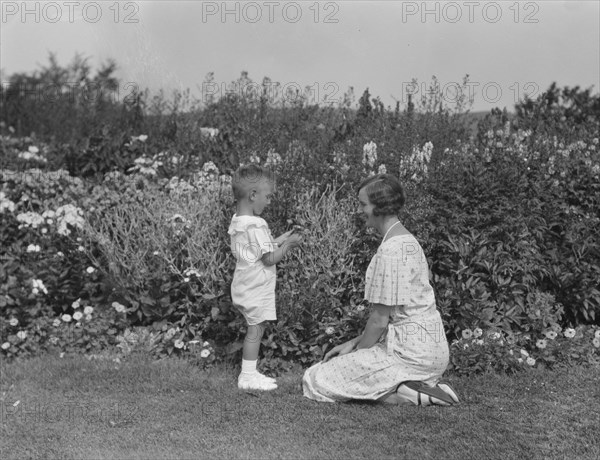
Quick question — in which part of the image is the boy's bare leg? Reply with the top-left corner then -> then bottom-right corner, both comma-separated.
238,322 -> 276,388
242,322 -> 265,360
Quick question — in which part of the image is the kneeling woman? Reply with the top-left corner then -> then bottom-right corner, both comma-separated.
303,174 -> 458,406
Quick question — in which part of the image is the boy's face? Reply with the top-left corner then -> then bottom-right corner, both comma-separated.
251,180 -> 274,216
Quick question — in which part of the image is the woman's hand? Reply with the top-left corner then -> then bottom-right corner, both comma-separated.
323,340 -> 355,363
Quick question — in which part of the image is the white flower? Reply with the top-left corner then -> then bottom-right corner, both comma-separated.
52,319 -> 61,327
165,328 -> 177,340
202,341 -> 210,347
83,306 -> 94,315
78,246 -> 85,252
325,327 -> 335,335
461,329 -> 473,339
184,268 -> 201,278
594,330 -> 600,339
544,330 -> 558,340
9,318 -> 18,327
28,146 -> 39,153
475,339 -> 484,346
362,141 -> 377,169
183,277 -> 190,283
200,349 -> 210,358
73,311 -> 83,321
32,279 -> 48,295
153,251 -> 159,256
199,127 -> 219,138
174,339 -> 184,349
62,314 -> 72,322
563,328 -> 576,338
32,288 -> 39,295
16,331 -> 27,340
72,298 -> 81,309
536,339 -> 547,349
526,357 -> 536,366
508,350 -> 514,355
593,338 -> 600,348
112,302 -> 126,313
85,315 -> 92,321
26,244 -> 41,252
473,328 -> 483,338
356,304 -> 365,312
377,164 -> 387,175
86,267 -> 95,274
517,358 -> 523,364
56,251 -> 64,257
520,349 -> 529,357
41,228 -> 47,234
1,342 -> 10,350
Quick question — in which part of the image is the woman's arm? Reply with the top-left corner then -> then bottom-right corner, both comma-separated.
355,303 -> 392,350
323,334 -> 362,362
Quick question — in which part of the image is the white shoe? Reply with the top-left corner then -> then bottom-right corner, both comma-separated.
238,373 -> 278,391
254,372 -> 276,384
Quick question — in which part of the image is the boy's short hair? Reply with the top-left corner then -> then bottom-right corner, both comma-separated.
232,164 -> 275,200
357,174 -> 406,216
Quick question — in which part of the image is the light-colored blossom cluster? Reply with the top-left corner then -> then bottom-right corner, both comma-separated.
166,176 -> 197,195
0,191 -> 16,213
199,127 -> 219,138
248,152 -> 261,164
128,156 -> 163,176
264,149 -> 282,167
18,146 -> 47,163
17,211 -> 45,228
32,278 -> 48,295
362,141 -> 377,169
190,161 -> 232,195
112,301 -> 127,313
55,204 -> 85,236
131,134 -> 148,143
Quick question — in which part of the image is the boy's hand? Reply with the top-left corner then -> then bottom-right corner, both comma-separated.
275,230 -> 294,245
285,233 -> 302,249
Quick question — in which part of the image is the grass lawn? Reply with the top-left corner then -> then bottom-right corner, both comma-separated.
1,354 -> 599,460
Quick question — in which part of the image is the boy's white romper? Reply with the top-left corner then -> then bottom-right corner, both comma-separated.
228,214 -> 277,325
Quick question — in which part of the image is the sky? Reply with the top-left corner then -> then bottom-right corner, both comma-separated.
1,0 -> 599,112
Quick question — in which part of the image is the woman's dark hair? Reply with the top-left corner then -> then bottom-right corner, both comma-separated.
357,174 -> 406,216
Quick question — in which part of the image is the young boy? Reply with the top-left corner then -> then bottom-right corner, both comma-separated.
228,164 -> 302,391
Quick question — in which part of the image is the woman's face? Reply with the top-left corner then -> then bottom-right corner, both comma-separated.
358,187 -> 376,228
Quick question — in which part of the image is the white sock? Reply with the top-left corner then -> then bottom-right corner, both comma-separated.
241,359 -> 257,375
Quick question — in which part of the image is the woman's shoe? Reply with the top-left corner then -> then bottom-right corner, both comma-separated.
396,381 -> 456,406
436,382 -> 459,404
